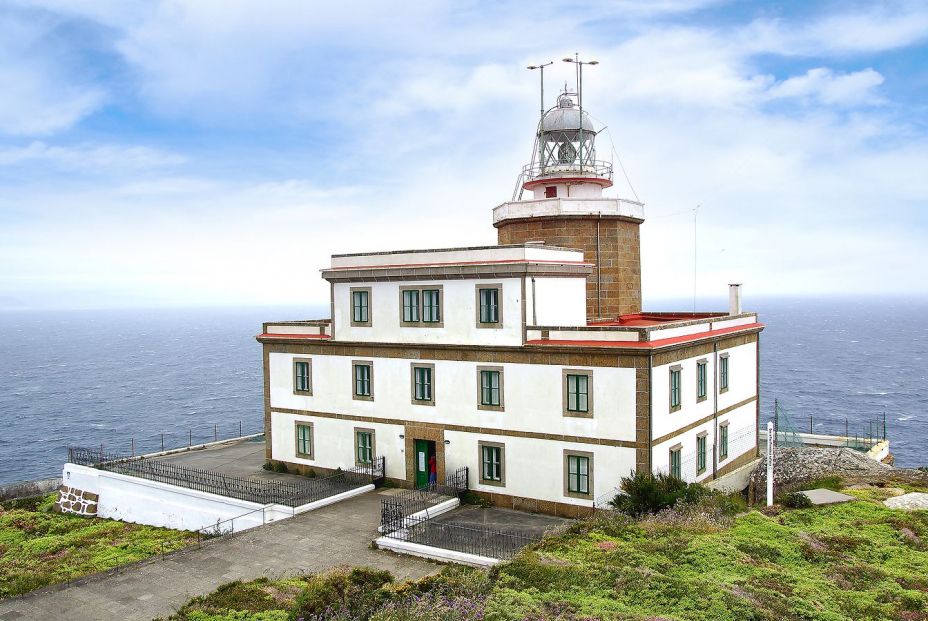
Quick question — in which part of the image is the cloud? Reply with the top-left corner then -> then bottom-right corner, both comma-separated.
767,68 -> 885,107
0,141 -> 185,170
0,9 -> 106,135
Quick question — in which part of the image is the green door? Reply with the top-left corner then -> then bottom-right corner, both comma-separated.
414,440 -> 429,488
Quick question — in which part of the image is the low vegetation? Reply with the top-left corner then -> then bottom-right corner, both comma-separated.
163,473 -> 928,621
0,493 -> 197,599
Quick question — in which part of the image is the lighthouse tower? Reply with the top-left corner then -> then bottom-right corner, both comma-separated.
493,89 -> 645,320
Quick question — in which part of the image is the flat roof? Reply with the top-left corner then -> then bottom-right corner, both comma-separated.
589,312 -> 729,327
331,242 -> 580,259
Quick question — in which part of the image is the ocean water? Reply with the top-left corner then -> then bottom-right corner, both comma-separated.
0,297 -> 925,485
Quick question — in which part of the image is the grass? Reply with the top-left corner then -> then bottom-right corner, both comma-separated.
162,476 -> 928,621
0,493 -> 197,599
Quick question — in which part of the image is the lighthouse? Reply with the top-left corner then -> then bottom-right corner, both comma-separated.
494,87 -> 645,320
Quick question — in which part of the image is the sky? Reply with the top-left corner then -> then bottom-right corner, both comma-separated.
0,0 -> 926,311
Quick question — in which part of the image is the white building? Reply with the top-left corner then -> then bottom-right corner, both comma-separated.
257,90 -> 763,516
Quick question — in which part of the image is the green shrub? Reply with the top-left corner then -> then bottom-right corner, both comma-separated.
779,491 -> 813,509
609,471 -> 708,517
460,492 -> 492,507
798,475 -> 843,491
288,567 -> 394,620
273,461 -> 289,474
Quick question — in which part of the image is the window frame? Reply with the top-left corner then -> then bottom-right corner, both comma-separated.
696,359 -> 708,402
351,360 -> 374,401
421,288 -> 442,324
476,365 -> 504,411
669,444 -> 682,479
696,432 -> 708,474
563,449 -> 594,499
478,440 -> 505,487
349,287 -> 372,327
475,283 -> 503,329
354,427 -> 376,466
669,365 -> 682,412
399,285 -> 443,328
294,421 -> 314,459
410,362 -> 435,406
293,358 -> 313,396
562,369 -> 594,418
719,353 -> 730,393
719,421 -> 729,460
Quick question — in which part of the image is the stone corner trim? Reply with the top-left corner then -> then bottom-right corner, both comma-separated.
56,484 -> 99,516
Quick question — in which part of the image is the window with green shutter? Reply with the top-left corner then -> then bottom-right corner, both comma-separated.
720,425 -> 729,459
402,289 -> 419,323
294,360 -> 311,394
566,374 -> 589,413
567,455 -> 590,494
479,287 -> 499,324
354,363 -> 371,397
697,435 -> 707,474
413,366 -> 432,402
422,289 -> 441,322
481,445 -> 502,482
351,289 -> 369,324
719,354 -> 729,392
295,423 -> 312,457
670,447 -> 682,478
480,370 -> 501,406
697,361 -> 707,400
356,430 -> 373,465
670,367 -> 681,410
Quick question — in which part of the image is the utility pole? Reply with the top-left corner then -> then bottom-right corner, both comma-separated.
527,61 -> 553,175
766,421 -> 774,507
563,54 -> 598,173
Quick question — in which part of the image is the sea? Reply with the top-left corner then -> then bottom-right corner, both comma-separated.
0,296 -> 925,486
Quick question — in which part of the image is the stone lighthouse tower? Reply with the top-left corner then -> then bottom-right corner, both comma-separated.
493,88 -> 645,320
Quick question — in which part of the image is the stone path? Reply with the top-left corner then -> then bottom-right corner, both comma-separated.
798,488 -> 856,505
0,492 -> 438,621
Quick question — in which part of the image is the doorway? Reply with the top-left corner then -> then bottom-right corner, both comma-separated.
413,439 -> 436,488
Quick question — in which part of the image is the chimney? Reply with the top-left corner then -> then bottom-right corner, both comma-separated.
728,284 -> 742,316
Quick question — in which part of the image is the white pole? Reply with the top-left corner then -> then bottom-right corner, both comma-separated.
766,421 -> 774,507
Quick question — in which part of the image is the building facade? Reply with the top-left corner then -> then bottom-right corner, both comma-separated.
257,91 -> 763,516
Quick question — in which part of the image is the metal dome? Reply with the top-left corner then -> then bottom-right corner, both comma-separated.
540,95 -> 595,133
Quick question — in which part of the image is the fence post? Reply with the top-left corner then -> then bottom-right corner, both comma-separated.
883,411 -> 887,440
161,433 -> 165,452
845,418 -> 848,442
810,415 -> 813,434
240,420 -> 243,437
131,437 -> 135,457
189,429 -> 192,447
214,424 -> 218,442
773,399 -> 778,446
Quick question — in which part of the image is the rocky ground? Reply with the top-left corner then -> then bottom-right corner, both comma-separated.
748,446 -> 928,501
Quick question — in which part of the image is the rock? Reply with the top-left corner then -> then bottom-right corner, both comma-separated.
749,447 -> 892,501
883,492 -> 928,511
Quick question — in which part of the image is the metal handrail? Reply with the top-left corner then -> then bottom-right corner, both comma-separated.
521,160 -> 613,182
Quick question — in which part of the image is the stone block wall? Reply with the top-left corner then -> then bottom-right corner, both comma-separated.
56,485 -> 99,516
496,216 -> 642,319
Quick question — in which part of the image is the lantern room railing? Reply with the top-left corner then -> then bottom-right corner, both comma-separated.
521,160 -> 613,183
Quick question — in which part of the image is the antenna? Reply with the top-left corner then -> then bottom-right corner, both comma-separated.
526,61 -> 553,125
693,204 -> 700,313
563,54 -> 598,173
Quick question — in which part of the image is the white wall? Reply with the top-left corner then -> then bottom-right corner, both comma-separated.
443,430 -> 635,507
333,278 -> 524,346
271,412 -> 406,481
61,464 -> 287,532
527,277 -> 587,326
269,353 -> 637,442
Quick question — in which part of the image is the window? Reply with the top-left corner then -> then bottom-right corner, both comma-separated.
293,359 -> 312,395
669,365 -> 681,411
720,423 -> 729,460
545,185 -> 557,198
295,422 -> 313,458
476,284 -> 502,327
411,363 -> 435,405
477,367 -> 503,410
400,286 -> 443,327
719,354 -> 729,392
479,441 -> 505,486
352,361 -> 373,401
350,287 -> 371,327
422,289 -> 441,323
696,360 -> 707,401
402,289 -> 420,323
669,446 -> 682,479
563,369 -> 593,417
564,451 -> 593,498
697,434 -> 707,474
355,428 -> 375,466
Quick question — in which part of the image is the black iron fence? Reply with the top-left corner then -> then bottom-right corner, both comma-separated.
68,447 -> 384,508
380,466 -> 468,532
382,513 -> 538,561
